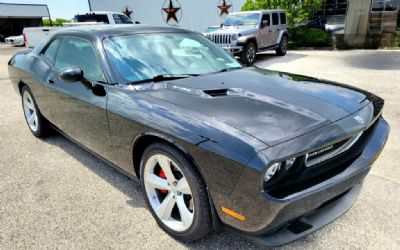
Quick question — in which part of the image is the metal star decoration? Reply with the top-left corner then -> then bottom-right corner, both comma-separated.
122,6 -> 133,18
163,0 -> 181,23
218,0 -> 231,17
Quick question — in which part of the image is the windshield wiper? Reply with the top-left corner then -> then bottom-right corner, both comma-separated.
128,74 -> 199,85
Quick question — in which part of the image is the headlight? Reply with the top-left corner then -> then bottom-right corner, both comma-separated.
231,34 -> 238,41
264,162 -> 280,182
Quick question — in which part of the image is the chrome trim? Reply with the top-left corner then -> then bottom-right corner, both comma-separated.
209,33 -> 235,45
305,132 -> 363,167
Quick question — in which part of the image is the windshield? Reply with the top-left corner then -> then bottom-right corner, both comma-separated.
224,13 -> 260,26
103,32 -> 242,84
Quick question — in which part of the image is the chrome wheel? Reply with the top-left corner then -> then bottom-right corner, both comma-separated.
247,45 -> 256,64
143,154 -> 194,232
22,91 -> 38,132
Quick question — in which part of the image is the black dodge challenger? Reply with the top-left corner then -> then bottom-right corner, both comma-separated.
8,25 -> 389,246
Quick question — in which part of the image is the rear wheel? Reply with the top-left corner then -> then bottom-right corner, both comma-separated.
276,35 -> 288,56
240,42 -> 256,66
21,86 -> 50,138
140,143 -> 213,242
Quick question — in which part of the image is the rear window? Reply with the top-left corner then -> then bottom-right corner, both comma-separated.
75,14 -> 109,24
280,13 -> 286,24
272,13 -> 279,25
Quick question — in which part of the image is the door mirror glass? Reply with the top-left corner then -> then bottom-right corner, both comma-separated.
262,20 -> 269,28
59,67 -> 83,82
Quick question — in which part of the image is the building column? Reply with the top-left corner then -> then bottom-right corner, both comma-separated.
344,0 -> 372,47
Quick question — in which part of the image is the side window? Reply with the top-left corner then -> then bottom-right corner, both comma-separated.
114,14 -> 133,24
55,37 -> 105,82
42,39 -> 61,64
272,13 -> 279,25
261,14 -> 270,26
113,14 -> 123,24
280,13 -> 286,25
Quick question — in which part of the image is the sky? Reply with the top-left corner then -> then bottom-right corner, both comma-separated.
1,0 -> 90,19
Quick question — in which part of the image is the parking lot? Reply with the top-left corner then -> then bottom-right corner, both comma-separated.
0,45 -> 399,249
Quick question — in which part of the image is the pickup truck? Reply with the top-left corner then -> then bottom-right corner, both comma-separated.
23,12 -> 133,48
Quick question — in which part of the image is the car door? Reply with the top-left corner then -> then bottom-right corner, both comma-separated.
259,13 -> 272,48
41,36 -> 112,158
271,12 -> 281,45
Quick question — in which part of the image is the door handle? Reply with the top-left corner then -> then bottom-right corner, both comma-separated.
268,30 -> 273,33
48,78 -> 54,84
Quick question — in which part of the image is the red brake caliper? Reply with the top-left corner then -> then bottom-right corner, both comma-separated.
158,169 -> 169,194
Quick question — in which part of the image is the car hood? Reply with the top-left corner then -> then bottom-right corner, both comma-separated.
135,68 -> 372,146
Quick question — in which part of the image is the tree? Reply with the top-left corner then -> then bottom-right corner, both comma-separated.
42,18 -> 71,27
241,0 -> 324,27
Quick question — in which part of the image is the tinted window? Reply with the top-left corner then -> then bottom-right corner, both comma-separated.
43,39 -> 61,64
75,14 -> 109,24
113,14 -> 133,24
272,13 -> 279,25
280,13 -> 286,24
262,14 -> 270,26
55,38 -> 105,82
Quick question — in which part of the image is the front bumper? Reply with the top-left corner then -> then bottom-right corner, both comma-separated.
215,117 -> 389,246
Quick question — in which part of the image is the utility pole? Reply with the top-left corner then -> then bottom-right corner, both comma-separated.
88,0 -> 92,11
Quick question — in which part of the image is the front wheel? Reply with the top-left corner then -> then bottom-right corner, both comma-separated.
240,42 -> 256,66
140,143 -> 213,242
276,36 -> 288,56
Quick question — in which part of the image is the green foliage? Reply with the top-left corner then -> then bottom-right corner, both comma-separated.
291,28 -> 332,47
42,18 -> 70,27
241,0 -> 324,27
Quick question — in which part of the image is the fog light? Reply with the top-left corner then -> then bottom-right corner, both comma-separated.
286,158 -> 296,170
264,163 -> 280,182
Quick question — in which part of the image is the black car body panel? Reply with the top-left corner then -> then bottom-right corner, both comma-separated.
7,25 -> 389,246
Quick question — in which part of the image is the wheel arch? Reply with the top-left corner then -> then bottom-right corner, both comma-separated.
132,132 -> 199,180
132,132 -> 223,230
18,80 -> 27,94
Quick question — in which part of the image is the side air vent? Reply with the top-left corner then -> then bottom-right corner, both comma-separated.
203,89 -> 229,97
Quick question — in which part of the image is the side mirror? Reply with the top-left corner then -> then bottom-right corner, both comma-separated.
59,67 -> 83,82
262,20 -> 269,28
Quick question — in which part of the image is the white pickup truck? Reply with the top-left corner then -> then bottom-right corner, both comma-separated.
23,12 -> 134,48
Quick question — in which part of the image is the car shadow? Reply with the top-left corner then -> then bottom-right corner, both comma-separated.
344,50 -> 400,71
41,133 -> 319,249
42,134 -> 146,209
254,51 -> 308,67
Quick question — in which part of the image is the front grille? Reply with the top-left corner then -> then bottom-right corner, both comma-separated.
305,132 -> 363,167
209,34 -> 233,45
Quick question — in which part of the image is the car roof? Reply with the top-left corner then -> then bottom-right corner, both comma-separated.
53,24 -> 192,39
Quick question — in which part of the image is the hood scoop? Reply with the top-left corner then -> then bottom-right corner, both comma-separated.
203,89 -> 229,97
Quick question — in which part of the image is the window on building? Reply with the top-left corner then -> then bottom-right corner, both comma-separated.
372,0 -> 400,12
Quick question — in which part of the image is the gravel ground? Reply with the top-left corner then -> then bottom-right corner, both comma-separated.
0,45 -> 399,249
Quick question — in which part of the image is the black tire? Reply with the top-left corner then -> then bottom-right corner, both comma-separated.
21,86 -> 50,138
240,42 -> 257,66
276,35 -> 288,56
140,142 -> 213,242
